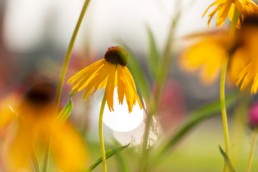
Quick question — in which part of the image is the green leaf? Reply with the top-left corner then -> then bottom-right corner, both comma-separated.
154,92 -> 238,160
159,10 -> 181,86
219,146 -> 236,172
147,25 -> 160,81
121,43 -> 151,101
56,92 -> 74,124
87,144 -> 130,172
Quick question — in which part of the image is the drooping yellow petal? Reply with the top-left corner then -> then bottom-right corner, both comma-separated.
202,0 -> 220,18
203,0 -> 258,27
71,66 -> 105,92
119,67 -> 141,112
180,37 -> 228,84
228,2 -> 236,20
83,70 -> 108,100
203,0 -> 233,27
4,121 -> 34,172
124,67 -> 137,91
235,0 -> 258,15
229,47 -> 258,94
228,48 -> 248,84
207,5 -> 221,27
229,21 -> 258,94
235,62 -> 258,94
199,48 -> 226,84
68,59 -> 104,84
238,65 -> 253,90
217,1 -> 233,26
82,62 -> 110,100
68,59 -> 105,91
105,64 -> 117,111
0,95 -> 18,130
251,74 -> 258,94
51,123 -> 88,172
122,73 -> 134,112
124,67 -> 143,108
117,65 -> 125,104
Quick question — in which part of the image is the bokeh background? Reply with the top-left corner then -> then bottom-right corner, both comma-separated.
0,0 -> 258,171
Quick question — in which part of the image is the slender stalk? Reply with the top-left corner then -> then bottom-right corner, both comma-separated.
229,10 -> 239,39
246,127 -> 258,172
55,0 -> 91,111
138,10 -> 179,172
220,8 -> 239,172
138,111 -> 153,172
99,94 -> 107,172
44,0 -> 91,171
142,113 -> 152,153
220,58 -> 230,172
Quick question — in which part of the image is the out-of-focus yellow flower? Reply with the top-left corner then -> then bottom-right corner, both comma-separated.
180,30 -> 230,84
68,46 -> 143,112
203,0 -> 258,27
0,82 -> 88,172
229,15 -> 258,93
180,15 -> 258,94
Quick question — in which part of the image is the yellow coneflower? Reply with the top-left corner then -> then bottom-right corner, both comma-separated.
229,15 -> 258,94
180,15 -> 258,94
203,0 -> 258,27
180,30 -> 230,84
68,46 -> 143,112
0,82 -> 88,172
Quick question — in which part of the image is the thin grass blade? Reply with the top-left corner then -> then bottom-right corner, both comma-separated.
56,92 -> 74,124
147,25 -> 160,81
158,11 -> 180,85
219,145 -> 236,172
155,92 -> 238,161
87,144 -> 130,172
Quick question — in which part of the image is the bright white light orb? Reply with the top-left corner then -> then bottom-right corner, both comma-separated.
103,89 -> 144,132
113,117 -> 159,146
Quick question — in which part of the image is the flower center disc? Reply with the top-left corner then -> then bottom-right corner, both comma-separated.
104,46 -> 128,66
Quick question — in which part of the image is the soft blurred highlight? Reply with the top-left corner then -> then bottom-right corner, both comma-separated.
1,0 -> 258,172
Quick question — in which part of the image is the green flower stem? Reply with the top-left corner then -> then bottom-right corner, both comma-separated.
55,0 -> 91,111
44,1 -> 91,171
99,94 -> 107,172
148,93 -> 238,168
138,110 -> 153,172
220,58 -> 230,172
220,8 -> 239,172
229,10 -> 239,39
137,12 -> 180,172
246,127 -> 258,172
